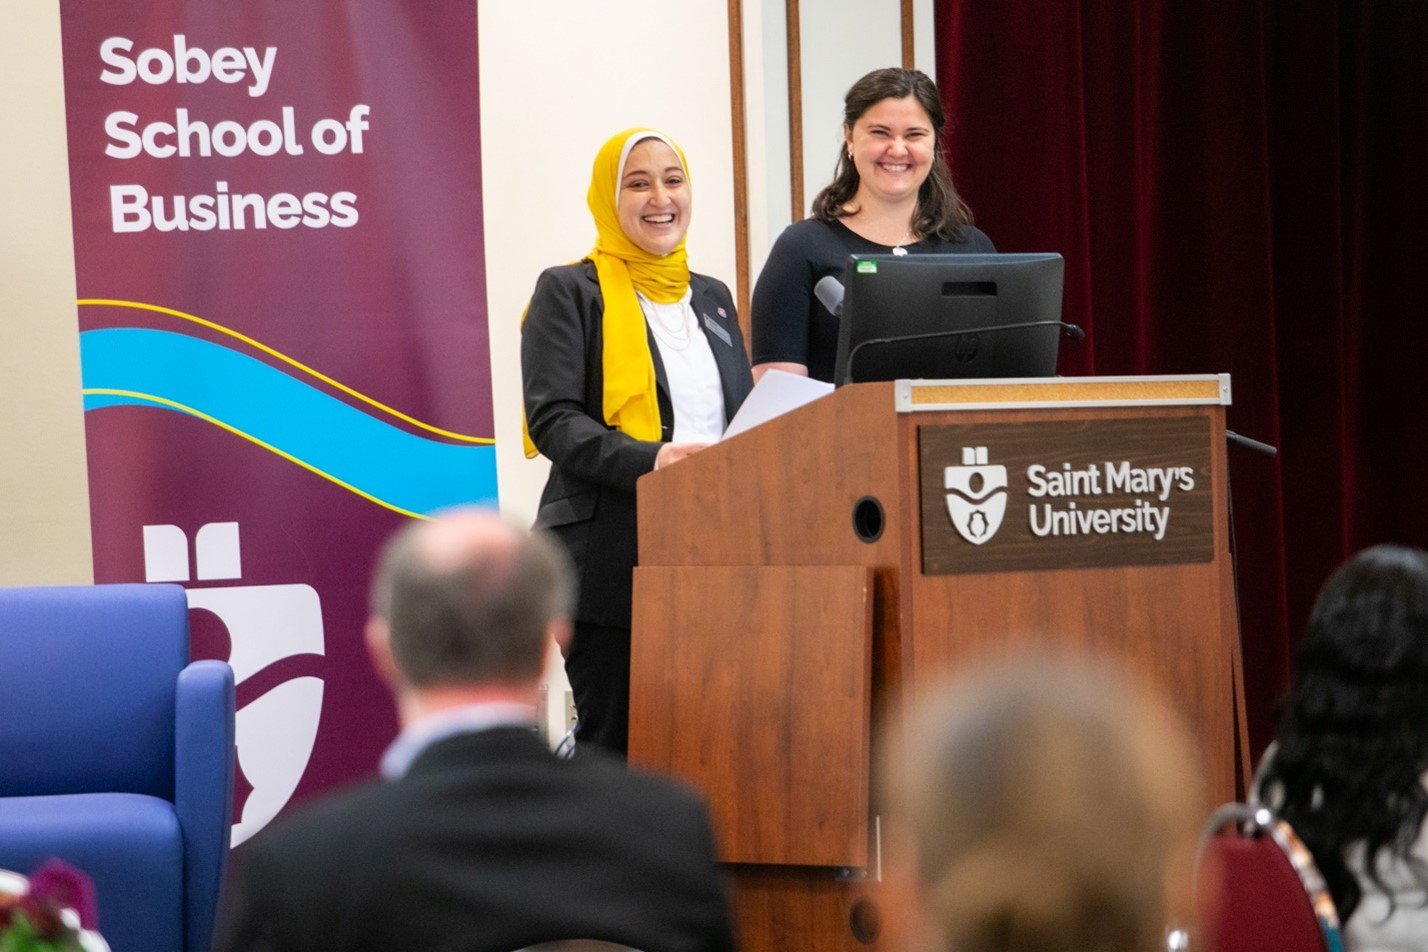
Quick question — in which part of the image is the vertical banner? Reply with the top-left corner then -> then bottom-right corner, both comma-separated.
58,2 -> 496,844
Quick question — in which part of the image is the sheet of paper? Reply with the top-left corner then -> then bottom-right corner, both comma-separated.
722,370 -> 834,440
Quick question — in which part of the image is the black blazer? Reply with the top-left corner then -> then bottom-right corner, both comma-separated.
212,727 -> 736,952
522,261 -> 753,628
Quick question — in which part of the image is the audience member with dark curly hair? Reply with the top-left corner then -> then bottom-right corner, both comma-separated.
1258,545 -> 1428,950
890,659 -> 1203,952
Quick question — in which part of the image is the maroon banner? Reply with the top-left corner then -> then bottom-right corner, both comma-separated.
59,1 -> 496,844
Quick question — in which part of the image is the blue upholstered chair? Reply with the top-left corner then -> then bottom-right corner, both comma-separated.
0,583 -> 235,952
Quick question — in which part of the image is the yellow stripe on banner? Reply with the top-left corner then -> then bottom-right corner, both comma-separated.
78,298 -> 495,445
84,387 -> 429,521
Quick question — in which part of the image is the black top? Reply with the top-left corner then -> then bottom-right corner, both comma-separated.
212,727 -> 737,952
750,217 -> 996,382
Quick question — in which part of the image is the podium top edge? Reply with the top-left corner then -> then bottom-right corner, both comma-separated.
894,374 -> 1232,412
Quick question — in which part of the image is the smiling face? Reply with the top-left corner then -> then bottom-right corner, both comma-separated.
845,95 -> 935,209
617,138 -> 691,256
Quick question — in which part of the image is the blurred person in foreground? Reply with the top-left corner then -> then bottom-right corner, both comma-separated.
888,658 -> 1203,952
1258,545 -> 1428,951
212,509 -> 734,952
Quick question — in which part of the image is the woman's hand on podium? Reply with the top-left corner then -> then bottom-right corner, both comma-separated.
655,442 -> 711,470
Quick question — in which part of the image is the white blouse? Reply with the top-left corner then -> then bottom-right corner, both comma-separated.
1342,820 -> 1428,952
637,290 -> 726,444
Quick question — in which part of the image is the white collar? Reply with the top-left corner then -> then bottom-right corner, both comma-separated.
379,701 -> 538,780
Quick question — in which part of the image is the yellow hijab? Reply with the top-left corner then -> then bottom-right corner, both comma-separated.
523,128 -> 692,458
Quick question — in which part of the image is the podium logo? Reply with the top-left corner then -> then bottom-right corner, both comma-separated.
944,447 -> 1008,545
143,522 -> 325,847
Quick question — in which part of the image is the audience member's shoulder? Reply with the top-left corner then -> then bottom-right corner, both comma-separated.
241,776 -> 394,856
567,747 -> 707,813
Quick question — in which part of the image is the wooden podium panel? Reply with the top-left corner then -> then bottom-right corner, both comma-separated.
726,866 -> 902,952
636,382 -> 903,569
631,377 -> 1247,952
903,561 -> 1239,796
893,402 -> 1245,799
630,565 -> 874,867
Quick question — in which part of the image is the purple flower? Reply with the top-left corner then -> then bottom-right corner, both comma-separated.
22,860 -> 97,931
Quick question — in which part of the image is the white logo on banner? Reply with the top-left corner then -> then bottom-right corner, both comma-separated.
944,447 -> 1009,545
143,522 -> 324,847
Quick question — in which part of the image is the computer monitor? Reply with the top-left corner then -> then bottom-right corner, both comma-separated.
832,252 -> 1066,386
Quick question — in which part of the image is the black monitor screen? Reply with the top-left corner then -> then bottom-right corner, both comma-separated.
833,252 -> 1065,386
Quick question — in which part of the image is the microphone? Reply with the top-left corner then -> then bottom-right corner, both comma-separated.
1225,430 -> 1278,456
814,275 -> 845,316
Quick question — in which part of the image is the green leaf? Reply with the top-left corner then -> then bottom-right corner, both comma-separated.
0,911 -> 82,952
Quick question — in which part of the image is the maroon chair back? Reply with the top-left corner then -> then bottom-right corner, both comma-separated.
1196,803 -> 1336,952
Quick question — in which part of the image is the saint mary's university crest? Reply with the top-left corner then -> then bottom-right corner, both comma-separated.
944,447 -> 1008,545
143,522 -> 325,846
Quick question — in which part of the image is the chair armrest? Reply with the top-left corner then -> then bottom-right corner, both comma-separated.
175,659 -> 235,952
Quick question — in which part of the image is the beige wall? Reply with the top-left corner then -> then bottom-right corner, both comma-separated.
0,0 -> 93,586
744,0 -> 937,267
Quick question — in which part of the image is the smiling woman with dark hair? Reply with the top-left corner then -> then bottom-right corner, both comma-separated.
750,67 -> 995,384
1258,545 -> 1428,949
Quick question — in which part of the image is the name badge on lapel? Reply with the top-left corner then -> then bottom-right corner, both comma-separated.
702,313 -> 733,347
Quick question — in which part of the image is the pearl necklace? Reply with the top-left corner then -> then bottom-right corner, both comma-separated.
643,299 -> 693,351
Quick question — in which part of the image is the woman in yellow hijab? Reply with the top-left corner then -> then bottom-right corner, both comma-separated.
521,129 -> 753,757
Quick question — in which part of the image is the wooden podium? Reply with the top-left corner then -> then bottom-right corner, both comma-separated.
629,376 -> 1248,952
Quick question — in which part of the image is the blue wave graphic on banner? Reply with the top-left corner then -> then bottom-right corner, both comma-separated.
80,328 -> 497,517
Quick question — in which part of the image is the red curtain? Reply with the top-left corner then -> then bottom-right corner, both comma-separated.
936,0 -> 1428,755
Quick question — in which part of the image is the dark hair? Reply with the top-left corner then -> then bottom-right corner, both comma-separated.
1259,545 -> 1428,922
369,514 -> 573,688
809,67 -> 974,242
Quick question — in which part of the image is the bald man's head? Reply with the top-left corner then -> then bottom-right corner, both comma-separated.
369,509 -> 573,689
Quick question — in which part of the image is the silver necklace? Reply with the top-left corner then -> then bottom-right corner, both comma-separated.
844,207 -> 916,254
